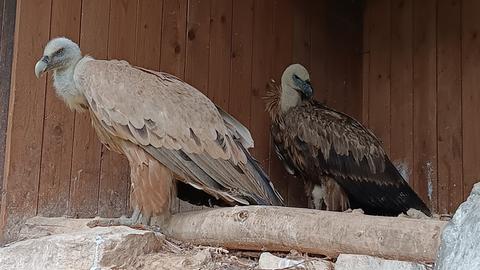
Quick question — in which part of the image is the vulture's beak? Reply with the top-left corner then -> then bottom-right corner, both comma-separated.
34,56 -> 50,78
300,81 -> 313,99
293,76 -> 313,100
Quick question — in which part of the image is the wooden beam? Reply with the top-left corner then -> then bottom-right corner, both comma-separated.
163,206 -> 445,263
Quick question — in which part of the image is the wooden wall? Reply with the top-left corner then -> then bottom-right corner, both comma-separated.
363,0 -> 480,214
0,0 -> 16,214
1,0 -> 363,242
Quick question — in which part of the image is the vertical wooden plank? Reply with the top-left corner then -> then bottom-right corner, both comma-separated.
310,1 -> 327,104
390,0 -> 413,184
136,0 -> 163,71
462,0 -> 480,201
0,0 -> 16,201
437,0 -> 462,214
229,0 -> 253,128
250,0 -> 275,190
367,0 -> 391,154
413,0 -> 437,211
37,0 -> 81,217
69,0 -> 109,218
185,0 -> 211,95
344,2 -> 364,121
324,1 -> 347,112
1,0 -> 52,243
96,0 -> 139,218
208,0 -> 232,109
160,0 -> 187,78
160,0 -> 188,213
362,1 -> 370,126
292,0 -> 311,68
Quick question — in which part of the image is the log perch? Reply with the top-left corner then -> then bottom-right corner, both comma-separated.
163,206 -> 446,263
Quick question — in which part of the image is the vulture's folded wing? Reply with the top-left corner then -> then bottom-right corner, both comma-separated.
73,58 -> 283,206
283,100 -> 431,215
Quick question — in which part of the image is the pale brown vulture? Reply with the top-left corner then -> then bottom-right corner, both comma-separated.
265,64 -> 431,216
35,37 -> 283,225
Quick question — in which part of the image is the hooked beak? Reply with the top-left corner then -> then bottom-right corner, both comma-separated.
34,56 -> 50,78
300,81 -> 313,99
293,76 -> 313,100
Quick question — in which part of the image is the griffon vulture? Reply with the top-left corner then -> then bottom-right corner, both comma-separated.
265,64 -> 431,216
35,37 -> 283,225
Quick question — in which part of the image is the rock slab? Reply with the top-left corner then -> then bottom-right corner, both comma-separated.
434,182 -> 480,270
0,226 -> 164,269
335,254 -> 429,270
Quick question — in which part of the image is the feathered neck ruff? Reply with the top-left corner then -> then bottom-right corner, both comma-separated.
264,79 -> 283,124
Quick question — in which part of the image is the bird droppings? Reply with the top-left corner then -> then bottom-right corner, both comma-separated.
424,161 -> 434,202
90,235 -> 105,270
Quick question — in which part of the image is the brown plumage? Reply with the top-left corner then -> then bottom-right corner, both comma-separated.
35,37 -> 283,225
265,64 -> 431,216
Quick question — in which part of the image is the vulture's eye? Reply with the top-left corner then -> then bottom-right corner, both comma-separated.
293,74 -> 300,80
54,48 -> 65,57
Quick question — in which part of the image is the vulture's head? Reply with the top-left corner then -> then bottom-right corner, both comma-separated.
280,64 -> 313,112
35,37 -> 82,78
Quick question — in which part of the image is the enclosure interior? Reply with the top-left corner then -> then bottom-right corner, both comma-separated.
2,0 -> 480,242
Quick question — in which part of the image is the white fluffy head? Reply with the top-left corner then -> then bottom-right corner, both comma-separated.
279,64 -> 313,112
35,37 -> 82,77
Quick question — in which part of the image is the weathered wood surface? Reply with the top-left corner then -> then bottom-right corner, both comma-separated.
163,206 -> 446,263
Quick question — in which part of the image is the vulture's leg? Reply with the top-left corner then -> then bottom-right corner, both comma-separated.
88,144 -> 175,231
323,177 -> 350,212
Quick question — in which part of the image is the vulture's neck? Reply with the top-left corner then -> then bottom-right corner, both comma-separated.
279,79 -> 301,113
53,57 -> 88,111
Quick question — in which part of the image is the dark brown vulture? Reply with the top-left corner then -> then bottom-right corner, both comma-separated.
265,64 -> 431,216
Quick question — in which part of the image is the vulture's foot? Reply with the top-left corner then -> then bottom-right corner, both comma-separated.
87,208 -> 161,232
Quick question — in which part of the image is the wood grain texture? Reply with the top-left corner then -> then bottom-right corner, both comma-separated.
37,0 -> 82,217
367,0 -> 391,155
437,0 -> 462,213
341,1 -> 363,121
309,1 -> 327,104
164,206 -> 446,263
160,0 -> 187,77
390,0 -> 413,185
362,1 -> 370,126
185,0 -> 211,96
292,0 -> 311,69
0,0 -> 52,243
136,0 -> 163,71
324,1 -> 347,113
462,0 -> 480,201
0,0 -> 16,202
413,0 -> 437,211
228,0 -> 253,128
250,0 -> 275,191
208,0 -> 232,109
